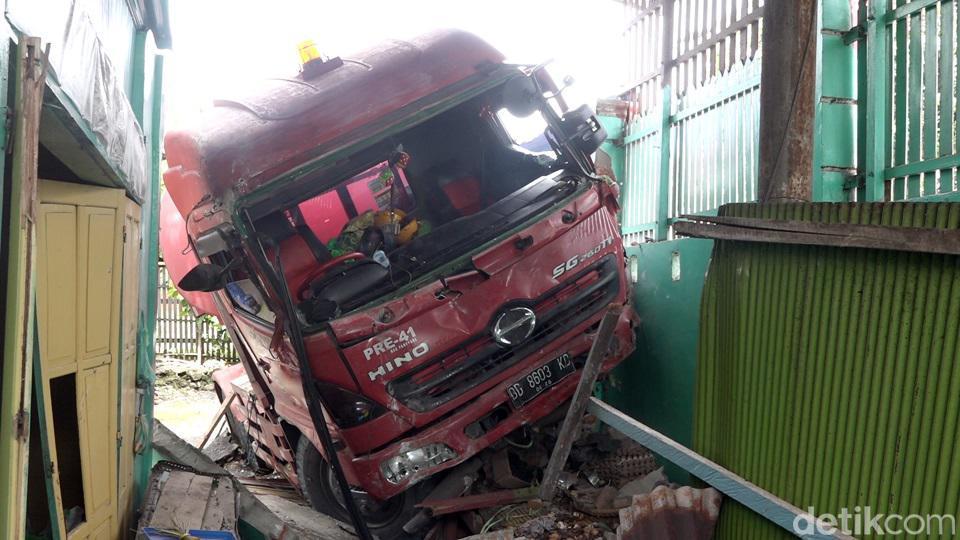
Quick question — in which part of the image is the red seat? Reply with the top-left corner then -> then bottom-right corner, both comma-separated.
440,176 -> 482,216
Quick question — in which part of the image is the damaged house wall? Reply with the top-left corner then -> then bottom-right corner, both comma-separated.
7,0 -> 150,200
0,0 -> 169,537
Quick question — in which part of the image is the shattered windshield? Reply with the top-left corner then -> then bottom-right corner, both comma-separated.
254,86 -> 578,326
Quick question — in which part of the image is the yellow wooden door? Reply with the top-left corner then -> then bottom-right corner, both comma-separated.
117,199 -> 142,537
36,180 -> 126,540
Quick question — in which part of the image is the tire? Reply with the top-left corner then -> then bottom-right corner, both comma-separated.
295,436 -> 432,539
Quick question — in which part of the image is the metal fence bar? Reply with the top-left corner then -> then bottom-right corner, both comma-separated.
656,88 -> 673,240
589,397 -> 853,540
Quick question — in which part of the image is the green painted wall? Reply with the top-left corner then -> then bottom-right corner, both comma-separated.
604,238 -> 712,481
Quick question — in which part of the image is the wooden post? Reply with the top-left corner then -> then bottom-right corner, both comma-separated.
538,304 -> 623,502
0,37 -> 49,539
758,0 -> 818,202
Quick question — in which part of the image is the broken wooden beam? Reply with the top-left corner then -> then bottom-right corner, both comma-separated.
198,393 -> 236,450
416,486 -> 539,517
538,304 -> 623,502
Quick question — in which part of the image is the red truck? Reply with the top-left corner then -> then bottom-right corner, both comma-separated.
160,30 -> 636,537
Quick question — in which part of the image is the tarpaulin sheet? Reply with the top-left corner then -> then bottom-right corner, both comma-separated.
7,0 -> 148,200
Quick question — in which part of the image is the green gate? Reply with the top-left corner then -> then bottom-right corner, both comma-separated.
606,0 -> 960,500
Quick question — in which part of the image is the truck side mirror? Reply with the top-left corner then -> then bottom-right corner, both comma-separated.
556,104 -> 607,155
179,263 -> 228,292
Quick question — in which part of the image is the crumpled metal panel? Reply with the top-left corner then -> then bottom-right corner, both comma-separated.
695,202 -> 960,538
617,485 -> 722,539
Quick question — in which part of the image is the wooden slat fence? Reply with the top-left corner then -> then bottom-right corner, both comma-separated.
156,263 -> 238,363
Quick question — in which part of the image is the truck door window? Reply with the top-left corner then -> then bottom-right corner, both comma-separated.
226,279 -> 275,324
496,108 -> 557,156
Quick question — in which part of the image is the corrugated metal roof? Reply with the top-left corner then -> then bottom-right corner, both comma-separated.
695,202 -> 960,538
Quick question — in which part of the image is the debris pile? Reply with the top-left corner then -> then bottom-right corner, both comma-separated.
416,414 -> 722,539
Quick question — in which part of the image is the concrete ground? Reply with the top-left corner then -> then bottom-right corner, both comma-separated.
153,357 -> 224,445
154,389 -> 221,445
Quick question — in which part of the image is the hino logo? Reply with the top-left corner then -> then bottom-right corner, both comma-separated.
368,342 -> 430,382
492,307 -> 536,347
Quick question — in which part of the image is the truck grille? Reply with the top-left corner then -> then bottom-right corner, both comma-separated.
388,255 -> 620,412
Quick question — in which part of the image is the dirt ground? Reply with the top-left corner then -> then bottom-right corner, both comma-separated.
153,357 -> 225,446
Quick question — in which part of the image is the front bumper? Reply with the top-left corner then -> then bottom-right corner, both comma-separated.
343,302 -> 637,500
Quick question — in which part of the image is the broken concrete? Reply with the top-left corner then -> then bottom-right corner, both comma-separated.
152,420 -> 353,539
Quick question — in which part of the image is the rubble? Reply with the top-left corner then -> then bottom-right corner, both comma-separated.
413,419 -> 724,540
617,486 -> 722,540
154,357 -> 227,397
202,432 -> 240,463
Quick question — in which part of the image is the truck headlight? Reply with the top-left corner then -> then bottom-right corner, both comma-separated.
380,443 -> 457,484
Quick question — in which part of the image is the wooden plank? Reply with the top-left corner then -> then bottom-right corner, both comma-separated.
907,11 -> 923,198
865,0 -> 891,201
178,475 -> 215,530
31,322 -> 63,540
149,470 -> 218,532
201,477 -> 236,530
656,90 -> 672,240
588,398 -> 854,540
198,392 -> 236,450
888,0 -> 943,22
149,470 -> 195,528
674,217 -> 960,255
884,152 -> 960,179
0,37 -> 48,540
538,304 -> 623,502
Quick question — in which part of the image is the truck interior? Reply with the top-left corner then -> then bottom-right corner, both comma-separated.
222,86 -> 586,325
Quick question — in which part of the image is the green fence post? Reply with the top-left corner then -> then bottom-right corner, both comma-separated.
863,0 -> 889,201
815,0 -> 858,202
656,87 -> 672,241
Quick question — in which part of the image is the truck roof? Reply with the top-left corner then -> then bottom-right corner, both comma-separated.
163,29 -> 505,219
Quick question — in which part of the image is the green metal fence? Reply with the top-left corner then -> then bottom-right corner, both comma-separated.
622,61 -> 761,243
619,0 -> 764,244
863,0 -> 960,202
609,0 -> 960,535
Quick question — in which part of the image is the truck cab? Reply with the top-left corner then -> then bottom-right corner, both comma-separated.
160,30 -> 637,537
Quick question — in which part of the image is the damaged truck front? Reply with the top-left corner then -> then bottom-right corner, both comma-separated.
160,30 -> 637,537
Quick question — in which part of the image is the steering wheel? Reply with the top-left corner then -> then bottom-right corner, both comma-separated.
296,252 -> 368,300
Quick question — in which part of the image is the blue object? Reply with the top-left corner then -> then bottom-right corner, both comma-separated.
188,531 -> 238,540
141,528 -> 238,540
226,282 -> 261,313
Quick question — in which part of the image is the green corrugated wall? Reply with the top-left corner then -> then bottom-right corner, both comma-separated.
695,202 -> 960,539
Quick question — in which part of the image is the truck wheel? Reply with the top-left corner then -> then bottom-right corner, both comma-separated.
295,436 -> 430,538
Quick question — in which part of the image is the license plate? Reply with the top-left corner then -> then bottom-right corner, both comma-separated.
507,353 -> 575,408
